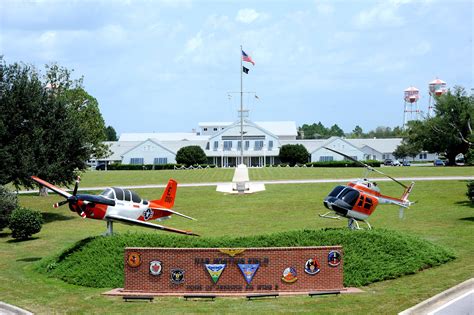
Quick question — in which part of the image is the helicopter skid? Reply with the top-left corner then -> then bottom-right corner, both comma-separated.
319,211 -> 342,220
348,218 -> 372,230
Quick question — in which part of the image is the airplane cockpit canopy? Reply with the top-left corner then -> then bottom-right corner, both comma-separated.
100,187 -> 149,204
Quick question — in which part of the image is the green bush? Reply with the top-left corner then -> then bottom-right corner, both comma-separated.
279,144 -> 309,166
176,146 -> 207,166
8,207 -> 43,240
306,160 -> 381,168
467,181 -> 474,203
39,229 -> 454,288
0,185 -> 18,231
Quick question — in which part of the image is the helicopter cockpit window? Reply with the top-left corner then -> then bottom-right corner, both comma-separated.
100,188 -> 115,200
130,191 -> 141,203
112,187 -> 124,200
328,186 -> 345,197
340,188 -> 360,207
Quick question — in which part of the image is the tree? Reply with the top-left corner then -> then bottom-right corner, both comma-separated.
0,58 -> 108,189
279,144 -> 309,166
393,140 -> 420,161
0,185 -> 18,231
176,146 -> 207,166
401,86 -> 473,166
105,126 -> 118,141
351,125 -> 363,138
329,124 -> 345,137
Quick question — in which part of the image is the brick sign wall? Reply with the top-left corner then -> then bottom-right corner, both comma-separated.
124,246 -> 343,294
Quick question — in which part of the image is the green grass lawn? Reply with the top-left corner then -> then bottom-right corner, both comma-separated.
0,169 -> 473,314
33,165 -> 473,189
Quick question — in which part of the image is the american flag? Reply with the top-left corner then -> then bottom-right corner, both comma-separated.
242,50 -> 255,65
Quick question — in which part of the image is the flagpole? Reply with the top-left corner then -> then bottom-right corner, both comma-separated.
240,45 -> 244,166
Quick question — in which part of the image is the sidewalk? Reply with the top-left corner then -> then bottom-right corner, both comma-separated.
0,302 -> 33,315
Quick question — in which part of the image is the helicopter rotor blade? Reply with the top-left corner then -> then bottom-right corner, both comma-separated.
323,147 -> 408,189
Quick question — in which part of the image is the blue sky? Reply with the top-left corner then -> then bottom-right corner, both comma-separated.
1,0 -> 472,135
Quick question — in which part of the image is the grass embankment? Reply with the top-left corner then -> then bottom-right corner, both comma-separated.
39,229 -> 454,288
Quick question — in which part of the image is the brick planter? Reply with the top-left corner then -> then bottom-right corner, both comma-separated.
124,246 -> 343,294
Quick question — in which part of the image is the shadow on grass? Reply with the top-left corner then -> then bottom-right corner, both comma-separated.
459,217 -> 474,222
42,212 -> 74,224
17,257 -> 42,262
0,232 -> 10,238
7,236 -> 39,243
454,200 -> 473,208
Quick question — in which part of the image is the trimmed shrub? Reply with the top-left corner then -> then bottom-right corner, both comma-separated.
39,229 -> 455,288
306,160 -> 381,168
176,146 -> 207,166
279,144 -> 309,166
8,207 -> 43,240
0,185 -> 18,231
467,181 -> 474,203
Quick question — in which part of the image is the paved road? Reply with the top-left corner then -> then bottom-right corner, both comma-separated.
17,176 -> 474,194
400,278 -> 474,315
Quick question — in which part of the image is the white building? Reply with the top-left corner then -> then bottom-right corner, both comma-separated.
96,119 -> 438,167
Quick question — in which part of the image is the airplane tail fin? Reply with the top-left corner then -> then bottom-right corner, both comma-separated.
151,179 -> 177,209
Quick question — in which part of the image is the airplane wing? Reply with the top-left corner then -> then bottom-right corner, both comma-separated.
31,176 -> 72,198
105,214 -> 199,236
150,207 -> 196,221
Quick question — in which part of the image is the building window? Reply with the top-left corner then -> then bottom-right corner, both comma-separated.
237,141 -> 242,150
254,140 -> 264,151
213,127 -> 218,131
213,141 -> 219,151
319,156 -> 334,162
154,157 -> 168,165
268,141 -> 273,151
206,142 -> 210,150
224,141 -> 232,151
130,158 -> 144,165
419,153 -> 427,159
245,140 -> 250,150
203,128 -> 208,131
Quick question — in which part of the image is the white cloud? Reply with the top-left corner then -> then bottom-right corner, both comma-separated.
410,41 -> 432,56
186,32 -> 203,52
316,3 -> 334,15
236,8 -> 260,24
354,2 -> 406,28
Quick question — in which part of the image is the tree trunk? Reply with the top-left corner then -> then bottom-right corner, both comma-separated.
39,186 -> 49,197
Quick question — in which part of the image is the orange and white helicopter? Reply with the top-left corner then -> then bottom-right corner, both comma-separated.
320,147 -> 415,230
31,176 -> 198,236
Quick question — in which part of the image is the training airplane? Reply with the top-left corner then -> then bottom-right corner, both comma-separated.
31,176 -> 198,236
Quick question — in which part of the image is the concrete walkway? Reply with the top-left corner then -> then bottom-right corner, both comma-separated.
0,302 -> 33,315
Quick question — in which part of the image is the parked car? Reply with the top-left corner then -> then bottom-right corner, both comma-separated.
95,163 -> 107,170
433,159 -> 445,166
402,160 -> 411,166
383,159 -> 393,166
391,160 -> 401,166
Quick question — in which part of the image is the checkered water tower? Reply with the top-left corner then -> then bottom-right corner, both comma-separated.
428,78 -> 447,117
403,86 -> 420,128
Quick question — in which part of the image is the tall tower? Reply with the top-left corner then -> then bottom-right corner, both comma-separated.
403,86 -> 420,128
428,78 -> 447,117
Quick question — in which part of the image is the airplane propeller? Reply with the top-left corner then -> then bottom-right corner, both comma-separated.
323,147 -> 408,189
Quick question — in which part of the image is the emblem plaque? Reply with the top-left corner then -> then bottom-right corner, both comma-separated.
328,250 -> 342,267
304,258 -> 320,275
170,269 -> 185,284
127,252 -> 141,268
205,264 -> 226,283
281,267 -> 298,283
149,260 -> 162,275
238,264 -> 259,284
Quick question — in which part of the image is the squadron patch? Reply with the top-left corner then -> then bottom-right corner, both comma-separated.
304,258 -> 320,275
149,260 -> 162,275
281,267 -> 298,283
205,264 -> 226,283
170,269 -> 185,284
143,208 -> 153,221
238,264 -> 259,284
127,252 -> 141,268
328,250 -> 342,267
